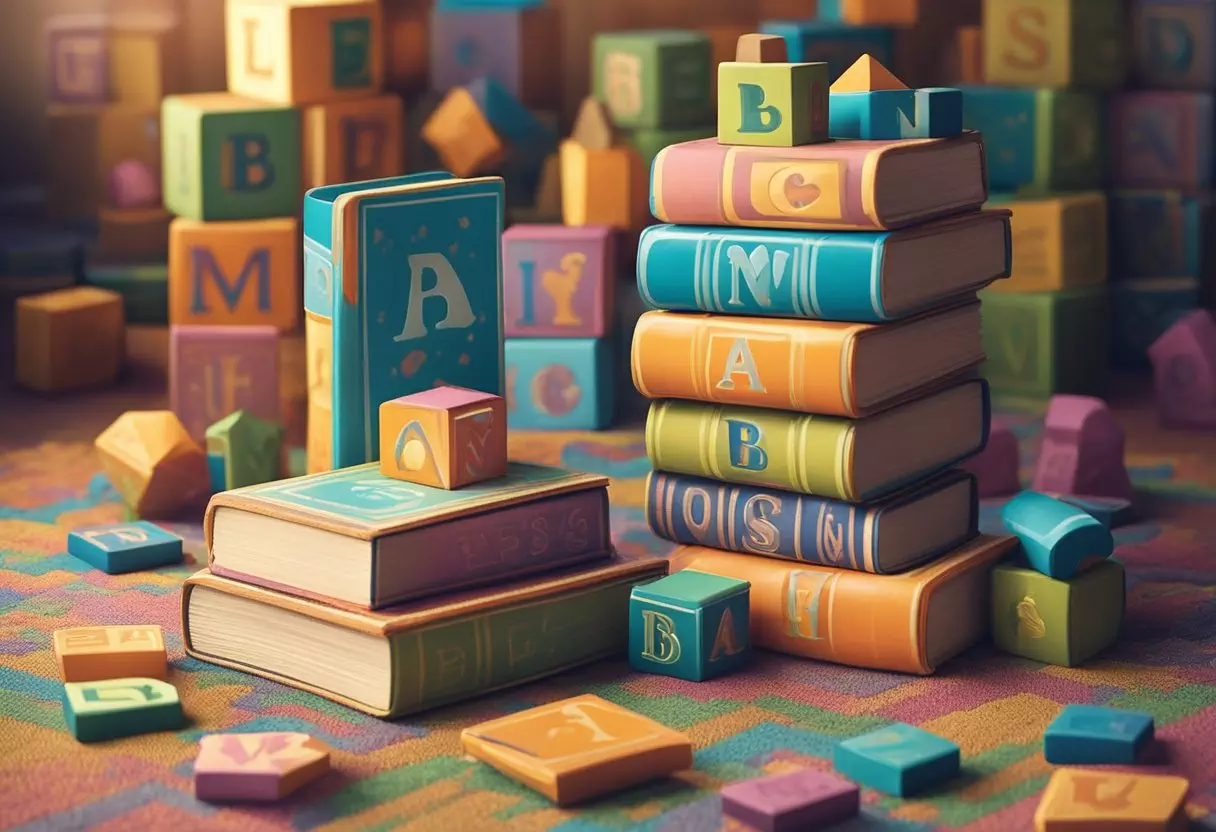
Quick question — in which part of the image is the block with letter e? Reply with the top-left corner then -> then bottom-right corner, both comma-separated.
378,386 -> 507,489
303,94 -> 404,192
505,337 -> 614,430
828,54 -> 961,140
430,6 -> 560,109
162,93 -> 301,222
592,30 -> 713,130
982,0 -> 1127,89
68,522 -> 183,575
1108,91 -> 1214,190
502,224 -> 614,338
629,569 -> 751,682
986,191 -> 1107,293
1132,0 -> 1216,89
169,324 -> 280,442
718,35 -> 829,147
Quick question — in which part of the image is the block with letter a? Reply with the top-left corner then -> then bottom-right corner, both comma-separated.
169,324 -> 280,442
302,94 -> 404,191
378,385 -> 507,490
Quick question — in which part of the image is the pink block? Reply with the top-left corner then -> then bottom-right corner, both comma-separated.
1148,310 -> 1216,430
390,384 -> 500,410
194,732 -> 330,803
169,325 -> 279,442
961,417 -> 1021,497
720,768 -> 860,831
1108,92 -> 1213,190
501,224 -> 614,338
109,159 -> 160,209
1031,395 -> 1134,501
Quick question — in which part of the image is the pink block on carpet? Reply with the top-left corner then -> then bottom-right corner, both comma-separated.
1148,310 -> 1216,431
961,418 -> 1020,497
194,732 -> 330,803
1031,395 -> 1134,501
720,768 -> 859,832
109,159 -> 160,209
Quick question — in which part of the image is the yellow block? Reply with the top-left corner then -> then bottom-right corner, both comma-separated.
559,140 -> 647,231
15,286 -> 124,393
989,192 -> 1107,293
108,11 -> 183,108
303,94 -> 404,191
94,410 -> 209,518
1034,768 -> 1189,831
53,625 -> 168,683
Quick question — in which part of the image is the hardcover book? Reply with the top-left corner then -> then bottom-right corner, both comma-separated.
303,171 -> 506,473
182,556 -> 668,718
668,534 -> 1018,674
636,211 -> 1012,322
645,469 -> 978,574
206,461 -> 612,609
631,301 -> 984,418
650,133 -> 989,232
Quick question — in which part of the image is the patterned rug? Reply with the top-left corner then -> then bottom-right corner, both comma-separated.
2,412 -> 1216,832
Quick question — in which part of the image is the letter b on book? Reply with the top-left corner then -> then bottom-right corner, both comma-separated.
727,419 -> 769,470
718,62 -> 830,147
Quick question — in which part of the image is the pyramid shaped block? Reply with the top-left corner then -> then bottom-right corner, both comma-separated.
95,410 -> 209,518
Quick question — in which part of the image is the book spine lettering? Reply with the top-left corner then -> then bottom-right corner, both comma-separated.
303,233 -> 335,474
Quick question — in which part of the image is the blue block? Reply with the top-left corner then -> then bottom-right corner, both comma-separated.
1000,491 -> 1114,580
834,723 -> 960,797
505,337 -> 614,430
207,452 -> 226,493
466,77 -> 557,159
66,522 -> 183,575
759,20 -> 894,82
829,88 -> 962,140
628,569 -> 751,682
1043,705 -> 1154,765
1056,495 -> 1136,530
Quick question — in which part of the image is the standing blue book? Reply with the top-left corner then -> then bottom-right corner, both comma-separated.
303,172 -> 505,472
636,212 -> 1011,323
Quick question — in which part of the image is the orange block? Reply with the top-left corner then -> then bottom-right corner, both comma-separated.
98,207 -> 171,261
94,410 -> 209,518
831,53 -> 909,92
421,88 -> 503,177
15,287 -> 125,393
384,0 -> 428,96
168,217 -> 301,332
1034,768 -> 1189,831
302,94 -> 405,192
559,140 -> 648,231
826,0 -> 919,26
108,10 -> 184,108
53,625 -> 168,683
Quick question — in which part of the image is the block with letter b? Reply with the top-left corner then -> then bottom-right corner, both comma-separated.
1132,0 -> 1216,89
67,522 -> 183,575
982,0 -> 1127,90
828,55 -> 961,140
718,56 -> 830,147
592,30 -> 713,130
303,94 -> 405,191
502,224 -> 614,338
505,337 -> 614,430
1108,91 -> 1214,190
169,324 -> 280,442
629,569 -> 751,682
379,386 -> 508,490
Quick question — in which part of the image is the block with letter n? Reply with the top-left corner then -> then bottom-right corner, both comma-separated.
983,0 -> 1127,89
718,34 -> 830,147
169,324 -> 281,442
303,94 -> 405,192
1132,0 -> 1216,90
828,55 -> 962,140
592,30 -> 713,130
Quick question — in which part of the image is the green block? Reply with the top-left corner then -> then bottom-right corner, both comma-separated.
718,61 -> 830,147
592,30 -> 713,130
205,410 -> 284,492
62,677 -> 184,743
83,262 -> 168,324
162,93 -> 301,222
624,125 -> 714,172
991,560 -> 1125,667
979,287 -> 1109,400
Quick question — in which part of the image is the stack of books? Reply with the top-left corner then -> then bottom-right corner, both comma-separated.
631,45 -> 1020,675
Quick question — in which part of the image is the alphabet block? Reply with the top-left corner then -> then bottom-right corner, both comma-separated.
84,263 -> 168,325
53,625 -> 168,683
67,522 -> 183,575
829,87 -> 962,140
170,325 -> 280,442
15,287 -> 124,393
718,60 -> 830,147
759,20 -> 895,82
959,87 -> 1103,194
502,224 -> 614,338
162,94 -> 302,222
986,192 -> 1107,293
959,416 -> 1020,497
1112,277 -> 1201,369
982,0 -> 1127,89
46,105 -> 101,223
1043,705 -> 1154,765
302,95 -> 405,192
98,208 -> 171,262
1132,0 -> 1216,90
98,107 -> 161,209
168,218 -> 301,332
108,10 -> 184,108
195,732 -> 332,802
95,410 -> 209,517
1149,309 -> 1216,429
559,140 -> 648,232
818,0 -> 919,25
46,14 -> 108,105
421,88 -> 504,177
430,6 -> 560,109
954,25 -> 984,83
206,410 -> 284,492
721,769 -> 859,832
1109,191 -> 1213,281
991,560 -> 1125,666
1033,395 -> 1134,501
505,337 -> 614,430
1000,491 -> 1114,580
63,677 -> 183,743
384,0 -> 428,96
1108,91 -> 1214,190
378,386 -> 508,489
592,31 -> 713,130
979,286 -> 1108,399
623,125 -> 715,172
466,77 -> 558,168
833,723 -> 960,797
226,0 -> 382,107
1034,769 -> 1189,830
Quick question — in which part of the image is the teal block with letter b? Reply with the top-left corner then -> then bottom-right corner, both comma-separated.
505,337 -> 614,430
829,87 -> 963,140
834,723 -> 960,797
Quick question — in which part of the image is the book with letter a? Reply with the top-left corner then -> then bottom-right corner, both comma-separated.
182,555 -> 667,717
668,534 -> 1018,674
303,172 -> 505,473
651,133 -> 988,231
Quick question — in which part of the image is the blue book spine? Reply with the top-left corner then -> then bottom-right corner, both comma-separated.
637,224 -> 895,322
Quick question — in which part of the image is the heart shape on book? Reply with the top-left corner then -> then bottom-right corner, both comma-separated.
783,173 -> 821,210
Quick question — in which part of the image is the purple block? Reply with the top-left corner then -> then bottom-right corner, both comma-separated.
502,224 -> 614,338
169,325 -> 280,442
1108,92 -> 1214,191
429,7 -> 559,109
961,416 -> 1020,498
47,14 -> 108,105
1149,309 -> 1216,430
720,769 -> 860,832
1031,395 -> 1135,501
109,160 -> 161,209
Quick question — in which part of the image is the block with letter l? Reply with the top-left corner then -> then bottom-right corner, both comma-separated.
430,6 -> 560,109
502,224 -> 614,338
303,94 -> 405,192
718,58 -> 830,147
592,30 -> 713,130
986,192 -> 1107,293
982,0 -> 1127,89
759,19 -> 894,82
1108,91 -> 1214,190
169,324 -> 280,442
505,337 -> 614,430
378,386 -> 507,490
1132,0 -> 1216,90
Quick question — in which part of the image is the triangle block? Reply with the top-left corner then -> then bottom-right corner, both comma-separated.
831,54 -> 908,92
571,97 -> 616,150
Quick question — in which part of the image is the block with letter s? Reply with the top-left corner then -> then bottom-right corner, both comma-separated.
982,0 -> 1126,89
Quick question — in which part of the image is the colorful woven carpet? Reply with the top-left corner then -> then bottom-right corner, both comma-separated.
2,412 -> 1216,831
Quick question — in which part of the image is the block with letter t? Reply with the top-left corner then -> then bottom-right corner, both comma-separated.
302,94 -> 405,191
982,0 -> 1127,89
629,569 -> 751,682
592,30 -> 713,130
718,34 -> 830,147
378,386 -> 507,490
828,55 -> 961,141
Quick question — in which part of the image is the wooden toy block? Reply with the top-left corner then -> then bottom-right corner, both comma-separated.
302,95 -> 405,192
46,14 -> 108,105
95,410 -> 209,517
430,6 -> 561,109
991,560 -> 1124,666
818,0 -> 919,25
460,694 -> 694,805
736,33 -> 788,63
505,337 -> 614,430
195,732 -> 331,802
1034,769 -> 1189,830
501,225 -> 614,338
1109,92 -> 1214,191
1109,191 -> 1214,281
98,106 -> 161,210
161,93 -> 302,222
1151,310 -> 1216,430
170,325 -> 280,442
759,20 -> 895,82
98,208 -> 171,262
979,287 -> 1108,399
1053,495 -> 1136,529
108,10 -> 184,108
1032,395 -> 1134,501
465,78 -> 558,174
384,0 -> 429,97
623,125 -> 715,172
718,59 -> 830,147
168,218 -> 301,332
1000,491 -> 1114,579
226,0 -> 382,107
63,677 -> 183,743
986,192 -> 1107,293
420,88 -> 504,177
67,522 -> 183,575
571,97 -> 616,150
702,24 -> 752,100
378,386 -> 508,489
53,625 -> 168,683
15,286 -> 124,393
833,723 -> 960,797
182,0 -> 228,93
829,82 -> 962,140
0,228 -> 83,298
46,105 -> 101,223
1112,278 -> 1202,369
592,31 -> 713,130
628,570 -> 751,682
955,25 -> 985,83
959,87 -> 1103,195
721,769 -> 859,832
1132,0 -> 1216,90
959,416 -> 1020,497
206,410 -> 284,492
982,0 -> 1127,89
559,140 -> 647,232
1044,705 -> 1154,765
84,263 -> 168,325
